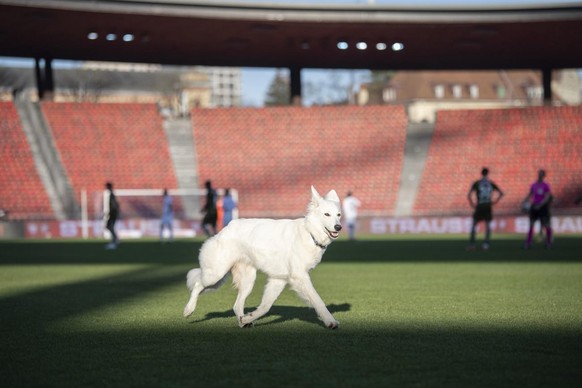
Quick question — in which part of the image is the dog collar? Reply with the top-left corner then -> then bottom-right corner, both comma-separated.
310,233 -> 327,250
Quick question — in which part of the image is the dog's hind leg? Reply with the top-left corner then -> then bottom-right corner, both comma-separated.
183,269 -> 204,317
183,264 -> 232,318
239,278 -> 286,327
183,283 -> 204,318
231,263 -> 257,327
184,238 -> 235,318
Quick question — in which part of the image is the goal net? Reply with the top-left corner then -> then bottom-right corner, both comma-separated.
86,188 -> 238,239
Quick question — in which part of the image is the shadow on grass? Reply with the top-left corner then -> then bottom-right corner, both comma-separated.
1,236 -> 581,265
326,236 -> 582,263
1,237 -> 581,387
0,265 -> 185,331
2,323 -> 581,387
191,303 -> 352,327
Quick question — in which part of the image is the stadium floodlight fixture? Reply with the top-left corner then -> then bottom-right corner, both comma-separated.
376,42 -> 387,51
337,41 -> 349,50
122,34 -> 134,42
87,32 -> 99,40
392,42 -> 404,51
356,42 -> 367,50
106,33 -> 117,41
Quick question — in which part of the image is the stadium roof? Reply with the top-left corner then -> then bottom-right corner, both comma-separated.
0,0 -> 582,70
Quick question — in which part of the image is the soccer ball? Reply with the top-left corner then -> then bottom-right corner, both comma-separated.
520,201 -> 531,214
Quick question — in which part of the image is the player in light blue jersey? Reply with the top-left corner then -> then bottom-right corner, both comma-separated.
160,189 -> 173,242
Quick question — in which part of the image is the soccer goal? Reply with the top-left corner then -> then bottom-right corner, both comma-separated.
81,188 -> 238,239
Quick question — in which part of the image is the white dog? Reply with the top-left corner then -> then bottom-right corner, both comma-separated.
183,186 -> 342,329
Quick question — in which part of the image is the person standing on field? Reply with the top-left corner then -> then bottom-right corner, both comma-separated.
342,191 -> 361,240
104,182 -> 120,250
221,188 -> 237,228
160,188 -> 174,242
467,167 -> 504,251
201,180 -> 218,237
522,169 -> 553,249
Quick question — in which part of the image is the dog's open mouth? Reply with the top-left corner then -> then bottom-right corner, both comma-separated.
326,228 -> 340,239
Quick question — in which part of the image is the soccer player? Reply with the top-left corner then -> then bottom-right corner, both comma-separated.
221,188 -> 237,228
467,167 -> 504,251
160,189 -> 174,242
201,180 -> 218,237
523,169 -> 553,249
104,182 -> 120,250
342,191 -> 361,241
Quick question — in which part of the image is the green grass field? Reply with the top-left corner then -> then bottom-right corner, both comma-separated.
1,235 -> 581,387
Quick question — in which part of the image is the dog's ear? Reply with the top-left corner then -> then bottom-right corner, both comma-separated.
311,185 -> 321,202
324,189 -> 340,203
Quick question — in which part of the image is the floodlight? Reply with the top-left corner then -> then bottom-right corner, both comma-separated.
392,42 -> 404,51
356,42 -> 367,50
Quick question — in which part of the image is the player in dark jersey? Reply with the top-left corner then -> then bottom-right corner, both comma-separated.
201,180 -> 218,237
467,168 -> 504,251
105,181 -> 120,250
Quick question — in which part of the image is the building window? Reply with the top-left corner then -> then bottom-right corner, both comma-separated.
526,86 -> 543,100
496,85 -> 506,98
383,87 -> 396,102
452,84 -> 462,98
434,84 -> 445,99
469,84 -> 479,99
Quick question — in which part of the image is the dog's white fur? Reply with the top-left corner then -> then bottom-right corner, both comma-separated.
183,186 -> 342,329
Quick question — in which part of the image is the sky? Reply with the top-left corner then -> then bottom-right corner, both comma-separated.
241,68 -> 371,106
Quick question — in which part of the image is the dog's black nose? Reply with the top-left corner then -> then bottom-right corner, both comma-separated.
334,224 -> 342,231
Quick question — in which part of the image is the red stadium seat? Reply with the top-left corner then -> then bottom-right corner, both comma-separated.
414,106 -> 582,216
42,102 -> 178,217
192,106 -> 407,217
0,102 -> 54,220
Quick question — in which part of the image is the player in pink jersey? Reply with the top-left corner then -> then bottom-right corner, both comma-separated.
522,170 -> 553,249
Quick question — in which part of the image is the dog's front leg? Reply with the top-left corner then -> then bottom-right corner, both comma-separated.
290,275 -> 339,329
239,278 -> 286,327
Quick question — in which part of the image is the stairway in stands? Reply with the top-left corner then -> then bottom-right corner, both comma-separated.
14,100 -> 78,219
163,117 -> 200,218
394,122 -> 435,216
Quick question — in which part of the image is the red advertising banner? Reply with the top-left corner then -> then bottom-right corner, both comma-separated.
24,219 -> 202,239
22,216 -> 582,239
367,216 -> 582,234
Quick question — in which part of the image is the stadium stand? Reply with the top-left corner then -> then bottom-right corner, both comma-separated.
192,105 -> 408,217
41,102 -> 179,217
413,106 -> 582,216
0,102 -> 54,220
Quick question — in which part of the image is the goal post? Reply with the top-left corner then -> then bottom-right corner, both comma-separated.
81,188 -> 238,239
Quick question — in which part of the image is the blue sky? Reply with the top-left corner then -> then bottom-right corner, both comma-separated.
241,68 -> 371,106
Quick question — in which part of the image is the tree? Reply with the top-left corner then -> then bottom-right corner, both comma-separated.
369,70 -> 395,84
366,70 -> 395,103
264,69 -> 290,106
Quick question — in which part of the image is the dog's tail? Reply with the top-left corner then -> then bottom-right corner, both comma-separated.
186,268 -> 229,294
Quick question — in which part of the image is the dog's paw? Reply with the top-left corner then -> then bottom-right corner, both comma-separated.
239,313 -> 253,326
183,305 -> 194,318
325,320 -> 340,330
238,316 -> 252,328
